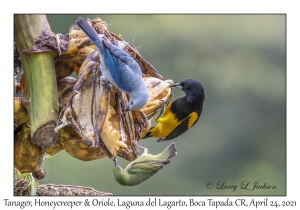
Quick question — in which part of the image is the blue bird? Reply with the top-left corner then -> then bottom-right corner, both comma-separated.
76,17 -> 149,111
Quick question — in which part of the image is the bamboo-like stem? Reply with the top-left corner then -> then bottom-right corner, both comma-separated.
14,15 -> 59,147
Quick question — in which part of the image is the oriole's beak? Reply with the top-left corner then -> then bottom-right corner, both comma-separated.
170,82 -> 182,89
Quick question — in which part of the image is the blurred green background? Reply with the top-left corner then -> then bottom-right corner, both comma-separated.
41,15 -> 285,195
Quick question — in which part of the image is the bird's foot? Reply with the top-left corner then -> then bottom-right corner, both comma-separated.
132,141 -> 148,154
101,79 -> 113,91
155,100 -> 166,120
157,137 -> 165,142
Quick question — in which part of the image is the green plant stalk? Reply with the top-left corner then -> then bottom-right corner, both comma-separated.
30,173 -> 37,196
14,15 -> 59,147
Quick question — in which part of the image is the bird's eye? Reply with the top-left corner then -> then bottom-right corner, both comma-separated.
184,85 -> 190,90
131,101 -> 133,105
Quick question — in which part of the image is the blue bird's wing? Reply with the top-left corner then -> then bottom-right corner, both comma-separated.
103,40 -> 142,93
105,50 -> 130,92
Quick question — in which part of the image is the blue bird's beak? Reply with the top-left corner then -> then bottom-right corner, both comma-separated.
170,82 -> 182,89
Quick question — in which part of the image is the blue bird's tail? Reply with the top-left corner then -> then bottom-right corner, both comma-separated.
76,17 -> 102,45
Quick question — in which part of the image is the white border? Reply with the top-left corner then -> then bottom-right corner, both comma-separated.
2,1 -> 299,209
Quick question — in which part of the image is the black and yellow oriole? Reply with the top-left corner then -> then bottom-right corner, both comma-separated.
144,78 -> 205,142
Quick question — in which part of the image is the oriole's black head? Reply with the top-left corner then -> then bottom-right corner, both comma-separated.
171,79 -> 205,103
